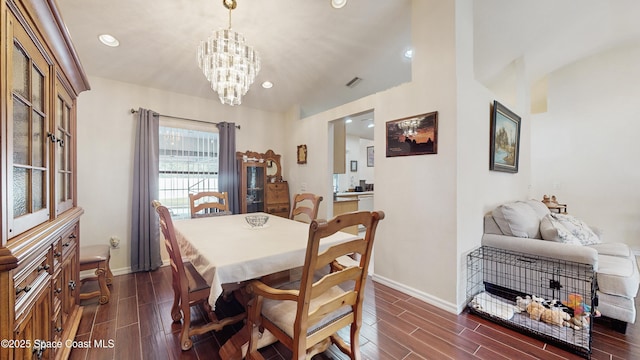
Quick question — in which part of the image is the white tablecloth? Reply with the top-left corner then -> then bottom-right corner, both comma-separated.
173,213 -> 357,308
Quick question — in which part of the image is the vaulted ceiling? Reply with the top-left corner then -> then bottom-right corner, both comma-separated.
58,0 -> 412,119
58,0 -> 640,123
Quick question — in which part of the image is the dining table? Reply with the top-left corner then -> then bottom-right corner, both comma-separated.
172,212 -> 359,309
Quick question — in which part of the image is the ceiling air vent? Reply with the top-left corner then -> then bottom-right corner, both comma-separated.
345,77 -> 362,88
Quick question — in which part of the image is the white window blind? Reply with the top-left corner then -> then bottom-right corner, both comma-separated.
158,125 -> 219,219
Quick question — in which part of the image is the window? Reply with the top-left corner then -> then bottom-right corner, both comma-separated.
158,125 -> 219,219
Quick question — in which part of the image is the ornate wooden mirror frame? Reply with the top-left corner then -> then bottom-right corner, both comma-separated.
264,149 -> 282,182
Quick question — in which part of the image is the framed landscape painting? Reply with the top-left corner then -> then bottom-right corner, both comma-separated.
490,101 -> 521,173
386,111 -> 438,157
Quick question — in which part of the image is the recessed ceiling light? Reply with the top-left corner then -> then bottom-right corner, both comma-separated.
345,118 -> 352,124
330,0 -> 347,9
367,123 -> 374,128
261,81 -> 273,89
98,34 -> 119,47
404,49 -> 413,59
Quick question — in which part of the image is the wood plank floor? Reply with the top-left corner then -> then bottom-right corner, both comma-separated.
69,266 -> 640,360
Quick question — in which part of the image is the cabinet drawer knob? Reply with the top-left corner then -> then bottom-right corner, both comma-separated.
54,326 -> 63,333
63,242 -> 71,247
68,280 -> 77,290
54,251 -> 62,258
16,285 -> 32,295
32,345 -> 45,360
37,264 -> 50,272
69,234 -> 77,239
55,287 -> 62,294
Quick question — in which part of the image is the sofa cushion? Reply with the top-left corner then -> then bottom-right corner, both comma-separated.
596,291 -> 637,324
597,254 -> 640,298
492,201 -> 541,238
589,243 -> 633,257
525,199 -> 551,219
484,214 -> 503,235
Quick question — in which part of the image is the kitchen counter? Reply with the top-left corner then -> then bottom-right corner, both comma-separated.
333,198 -> 359,203
335,191 -> 374,197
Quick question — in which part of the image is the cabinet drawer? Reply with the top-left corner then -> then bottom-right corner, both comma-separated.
53,270 -> 63,310
61,224 -> 78,259
266,204 -> 289,214
268,182 -> 287,191
266,182 -> 289,203
13,251 -> 52,317
53,235 -> 63,270
52,308 -> 64,342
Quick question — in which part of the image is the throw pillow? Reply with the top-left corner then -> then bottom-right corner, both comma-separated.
551,213 -> 601,246
525,199 -> 551,219
492,201 -> 541,238
539,214 -> 581,245
540,214 -> 582,245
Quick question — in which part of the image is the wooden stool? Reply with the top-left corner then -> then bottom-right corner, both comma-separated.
79,245 -> 113,304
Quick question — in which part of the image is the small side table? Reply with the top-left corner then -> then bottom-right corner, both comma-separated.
547,203 -> 568,214
542,195 -> 567,214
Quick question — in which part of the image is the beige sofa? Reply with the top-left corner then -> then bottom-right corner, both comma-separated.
482,200 -> 640,333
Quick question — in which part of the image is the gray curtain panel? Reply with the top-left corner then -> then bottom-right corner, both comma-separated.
217,122 -> 240,214
131,108 -> 162,272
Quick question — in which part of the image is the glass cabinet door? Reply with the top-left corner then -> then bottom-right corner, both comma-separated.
55,80 -> 75,214
246,165 -> 265,213
8,21 -> 51,239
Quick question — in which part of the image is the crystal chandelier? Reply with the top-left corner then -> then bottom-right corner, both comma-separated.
197,0 -> 260,106
397,119 -> 419,138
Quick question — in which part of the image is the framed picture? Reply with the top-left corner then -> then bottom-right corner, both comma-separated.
297,144 -> 307,164
350,160 -> 358,172
490,100 -> 521,173
367,146 -> 374,167
386,111 -> 438,157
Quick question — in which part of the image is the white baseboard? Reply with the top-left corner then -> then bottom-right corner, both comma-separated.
371,273 -> 461,314
81,260 -> 170,279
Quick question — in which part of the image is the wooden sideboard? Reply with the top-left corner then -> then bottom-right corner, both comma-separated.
265,182 -> 291,218
238,150 -> 290,217
1,0 -> 90,359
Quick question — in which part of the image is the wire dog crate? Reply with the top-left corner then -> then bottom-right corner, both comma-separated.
466,246 -> 596,358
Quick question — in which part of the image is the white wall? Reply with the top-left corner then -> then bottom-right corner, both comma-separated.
282,0 -> 535,312
531,42 -> 640,250
76,76 -> 285,273
454,0 -> 532,308
284,0 -> 457,311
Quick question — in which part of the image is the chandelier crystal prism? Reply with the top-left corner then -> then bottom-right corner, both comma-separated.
197,0 -> 260,106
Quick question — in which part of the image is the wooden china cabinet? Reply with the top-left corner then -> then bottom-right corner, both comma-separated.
237,150 -> 290,217
237,151 -> 267,214
1,0 -> 90,359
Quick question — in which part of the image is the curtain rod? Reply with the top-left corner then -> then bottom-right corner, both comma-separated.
130,109 -> 240,129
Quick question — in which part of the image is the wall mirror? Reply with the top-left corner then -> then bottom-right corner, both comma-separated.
264,149 -> 282,182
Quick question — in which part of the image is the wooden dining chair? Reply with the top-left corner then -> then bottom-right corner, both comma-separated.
245,210 -> 385,360
152,200 -> 244,351
289,193 -> 323,223
189,191 -> 231,218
